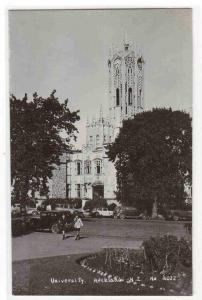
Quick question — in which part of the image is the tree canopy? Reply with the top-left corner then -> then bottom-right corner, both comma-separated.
10,90 -> 80,205
106,108 -> 192,214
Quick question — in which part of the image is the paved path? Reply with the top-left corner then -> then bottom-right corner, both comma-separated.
12,233 -> 142,261
12,218 -> 187,261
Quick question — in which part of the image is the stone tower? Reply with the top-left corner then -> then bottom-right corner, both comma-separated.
108,41 -> 144,137
85,107 -> 114,151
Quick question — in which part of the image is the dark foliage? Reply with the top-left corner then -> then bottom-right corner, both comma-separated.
10,91 -> 80,206
142,235 -> 192,274
106,108 -> 192,213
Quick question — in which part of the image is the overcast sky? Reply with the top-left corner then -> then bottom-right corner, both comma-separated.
9,9 -> 192,147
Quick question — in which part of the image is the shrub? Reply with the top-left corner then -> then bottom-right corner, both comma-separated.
142,235 -> 192,274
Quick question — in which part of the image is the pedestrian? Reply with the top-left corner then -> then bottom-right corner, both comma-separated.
59,213 -> 68,240
74,213 -> 83,240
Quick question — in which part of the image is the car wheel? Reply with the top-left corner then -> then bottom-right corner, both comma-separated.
120,214 -> 125,220
51,223 -> 60,234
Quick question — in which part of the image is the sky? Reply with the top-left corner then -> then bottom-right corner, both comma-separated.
9,9 -> 192,147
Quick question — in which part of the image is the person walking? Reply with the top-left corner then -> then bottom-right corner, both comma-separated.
74,214 -> 83,240
59,213 -> 68,240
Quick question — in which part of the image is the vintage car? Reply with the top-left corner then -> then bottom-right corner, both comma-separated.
26,207 -> 39,216
90,207 -> 114,218
29,210 -> 75,233
113,206 -> 140,219
166,209 -> 192,221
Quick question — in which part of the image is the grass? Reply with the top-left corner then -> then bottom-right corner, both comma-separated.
13,248 -> 192,295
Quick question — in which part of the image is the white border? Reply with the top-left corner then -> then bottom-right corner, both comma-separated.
1,1 -> 202,300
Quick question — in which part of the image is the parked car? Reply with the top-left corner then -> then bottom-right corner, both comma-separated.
90,207 -> 114,218
113,206 -> 140,219
166,209 -> 192,221
55,204 -> 74,213
29,210 -> 75,233
26,207 -> 39,216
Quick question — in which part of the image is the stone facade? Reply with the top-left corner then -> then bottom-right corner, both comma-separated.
51,40 -> 144,204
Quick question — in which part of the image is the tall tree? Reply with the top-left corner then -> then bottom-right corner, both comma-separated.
107,108 -> 192,215
10,90 -> 80,207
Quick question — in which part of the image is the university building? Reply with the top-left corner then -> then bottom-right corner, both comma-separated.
51,40 -> 144,206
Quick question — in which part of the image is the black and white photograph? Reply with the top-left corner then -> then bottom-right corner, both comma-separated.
9,8 -> 192,296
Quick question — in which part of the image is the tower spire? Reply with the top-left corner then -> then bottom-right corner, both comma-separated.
124,31 -> 129,51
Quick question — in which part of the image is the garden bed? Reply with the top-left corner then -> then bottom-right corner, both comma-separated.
78,235 -> 192,295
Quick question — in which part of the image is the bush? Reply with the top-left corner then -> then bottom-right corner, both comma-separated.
142,235 -> 192,274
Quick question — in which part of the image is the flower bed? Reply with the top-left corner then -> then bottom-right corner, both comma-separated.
79,235 -> 192,295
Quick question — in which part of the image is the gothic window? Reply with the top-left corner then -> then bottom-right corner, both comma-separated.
76,184 -> 81,198
128,87 -> 132,105
109,136 -> 112,143
125,82 -> 127,93
85,160 -> 91,174
103,135 -> 106,143
125,106 -> 127,114
116,88 -> 120,106
76,161 -> 82,175
96,134 -> 100,146
95,159 -> 102,175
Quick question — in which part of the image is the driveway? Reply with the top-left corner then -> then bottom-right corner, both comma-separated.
12,218 -> 187,261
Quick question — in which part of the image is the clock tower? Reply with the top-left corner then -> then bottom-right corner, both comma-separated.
108,41 -> 144,138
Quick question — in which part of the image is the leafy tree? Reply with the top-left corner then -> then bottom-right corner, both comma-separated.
107,108 -> 192,215
10,90 -> 80,208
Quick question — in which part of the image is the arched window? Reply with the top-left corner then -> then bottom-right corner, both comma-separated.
95,159 -> 102,175
116,88 -> 120,106
103,135 -> 106,143
85,160 -> 91,174
128,87 -> 132,105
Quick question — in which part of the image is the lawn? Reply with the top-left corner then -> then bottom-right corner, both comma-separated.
12,234 -> 192,296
